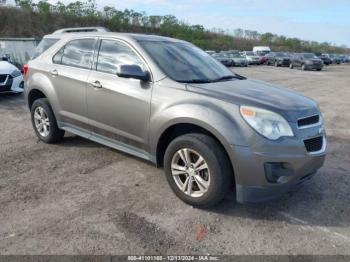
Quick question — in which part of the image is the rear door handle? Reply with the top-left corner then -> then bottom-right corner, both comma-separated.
50,69 -> 58,77
89,80 -> 102,89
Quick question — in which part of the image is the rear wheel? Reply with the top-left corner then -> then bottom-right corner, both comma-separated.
164,134 -> 233,207
31,98 -> 65,143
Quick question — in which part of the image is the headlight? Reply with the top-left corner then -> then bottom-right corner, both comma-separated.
11,69 -> 22,78
240,106 -> 294,140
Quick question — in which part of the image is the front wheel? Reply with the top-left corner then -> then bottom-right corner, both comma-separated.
164,134 -> 233,207
31,98 -> 65,143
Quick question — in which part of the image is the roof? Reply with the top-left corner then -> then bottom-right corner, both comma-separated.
44,32 -> 184,42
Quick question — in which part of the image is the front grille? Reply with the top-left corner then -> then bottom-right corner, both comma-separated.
298,115 -> 319,127
304,136 -> 323,152
0,74 -> 8,83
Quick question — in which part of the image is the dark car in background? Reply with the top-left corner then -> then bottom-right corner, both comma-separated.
290,53 -> 323,71
338,55 -> 349,63
212,53 -> 234,67
329,54 -> 341,64
266,52 -> 291,67
316,54 -> 331,65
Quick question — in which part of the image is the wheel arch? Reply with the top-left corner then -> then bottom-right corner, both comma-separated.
154,121 -> 236,185
27,88 -> 47,109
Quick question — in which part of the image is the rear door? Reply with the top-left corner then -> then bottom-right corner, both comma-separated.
50,38 -> 97,132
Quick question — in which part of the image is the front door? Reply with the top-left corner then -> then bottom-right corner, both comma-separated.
86,39 -> 152,151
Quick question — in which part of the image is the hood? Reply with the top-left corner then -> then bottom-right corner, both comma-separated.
186,79 -> 319,122
0,61 -> 17,74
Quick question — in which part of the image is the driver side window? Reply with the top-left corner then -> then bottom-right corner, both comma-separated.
96,40 -> 145,74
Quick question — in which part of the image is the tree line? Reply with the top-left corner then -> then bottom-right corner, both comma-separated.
0,0 -> 348,54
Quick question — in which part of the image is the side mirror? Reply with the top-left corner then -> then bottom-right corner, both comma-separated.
116,64 -> 150,82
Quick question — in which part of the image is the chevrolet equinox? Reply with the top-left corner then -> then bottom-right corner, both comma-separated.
24,29 -> 327,207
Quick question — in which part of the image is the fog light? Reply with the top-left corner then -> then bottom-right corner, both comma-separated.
264,163 -> 294,183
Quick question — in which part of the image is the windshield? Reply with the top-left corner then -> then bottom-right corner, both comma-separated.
245,51 -> 255,56
138,40 -> 235,83
32,38 -> 59,59
302,53 -> 317,59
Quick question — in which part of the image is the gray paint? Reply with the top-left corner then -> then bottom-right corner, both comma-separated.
25,32 -> 327,203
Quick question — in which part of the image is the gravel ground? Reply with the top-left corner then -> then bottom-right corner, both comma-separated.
0,64 -> 349,255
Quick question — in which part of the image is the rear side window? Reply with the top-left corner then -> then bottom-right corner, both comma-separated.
32,38 -> 59,59
96,40 -> 144,74
53,39 -> 96,69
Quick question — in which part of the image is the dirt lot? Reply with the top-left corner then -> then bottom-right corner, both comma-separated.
0,64 -> 349,255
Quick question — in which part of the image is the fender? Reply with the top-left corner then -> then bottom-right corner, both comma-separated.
149,100 -> 250,156
25,70 -> 62,121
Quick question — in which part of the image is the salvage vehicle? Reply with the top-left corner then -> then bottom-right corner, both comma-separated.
0,60 -> 24,93
328,54 -> 341,64
227,53 -> 248,67
241,51 -> 260,65
212,53 -> 234,67
316,54 -> 331,65
24,30 -> 327,207
258,54 -> 268,65
338,55 -> 349,63
290,53 -> 323,71
266,52 -> 291,67
253,46 -> 271,56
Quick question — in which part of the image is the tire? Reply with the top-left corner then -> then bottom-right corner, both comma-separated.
317,68 -> 322,71
164,133 -> 233,208
31,98 -> 65,144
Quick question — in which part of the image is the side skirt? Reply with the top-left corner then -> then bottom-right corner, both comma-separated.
59,122 -> 156,164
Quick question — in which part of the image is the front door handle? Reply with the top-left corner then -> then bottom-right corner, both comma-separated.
50,69 -> 58,77
89,80 -> 102,89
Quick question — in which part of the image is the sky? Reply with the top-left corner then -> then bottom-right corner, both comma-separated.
5,0 -> 350,47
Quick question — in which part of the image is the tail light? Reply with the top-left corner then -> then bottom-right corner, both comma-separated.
23,64 -> 29,77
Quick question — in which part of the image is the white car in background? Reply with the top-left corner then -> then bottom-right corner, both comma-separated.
0,61 -> 24,93
241,51 -> 260,65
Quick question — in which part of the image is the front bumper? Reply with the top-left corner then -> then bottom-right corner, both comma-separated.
0,75 -> 23,93
305,64 -> 323,70
277,60 -> 291,66
228,123 -> 327,203
234,149 -> 325,203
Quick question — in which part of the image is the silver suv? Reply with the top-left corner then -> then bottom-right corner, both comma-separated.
25,29 -> 326,207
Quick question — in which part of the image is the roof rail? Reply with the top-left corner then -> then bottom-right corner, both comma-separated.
52,27 -> 110,34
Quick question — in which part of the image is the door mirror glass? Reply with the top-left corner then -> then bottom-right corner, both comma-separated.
117,64 -> 150,81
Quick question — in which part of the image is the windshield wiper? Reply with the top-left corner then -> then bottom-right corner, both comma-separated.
211,74 -> 246,82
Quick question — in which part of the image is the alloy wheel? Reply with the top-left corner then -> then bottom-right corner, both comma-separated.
33,106 -> 50,137
171,148 -> 210,198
